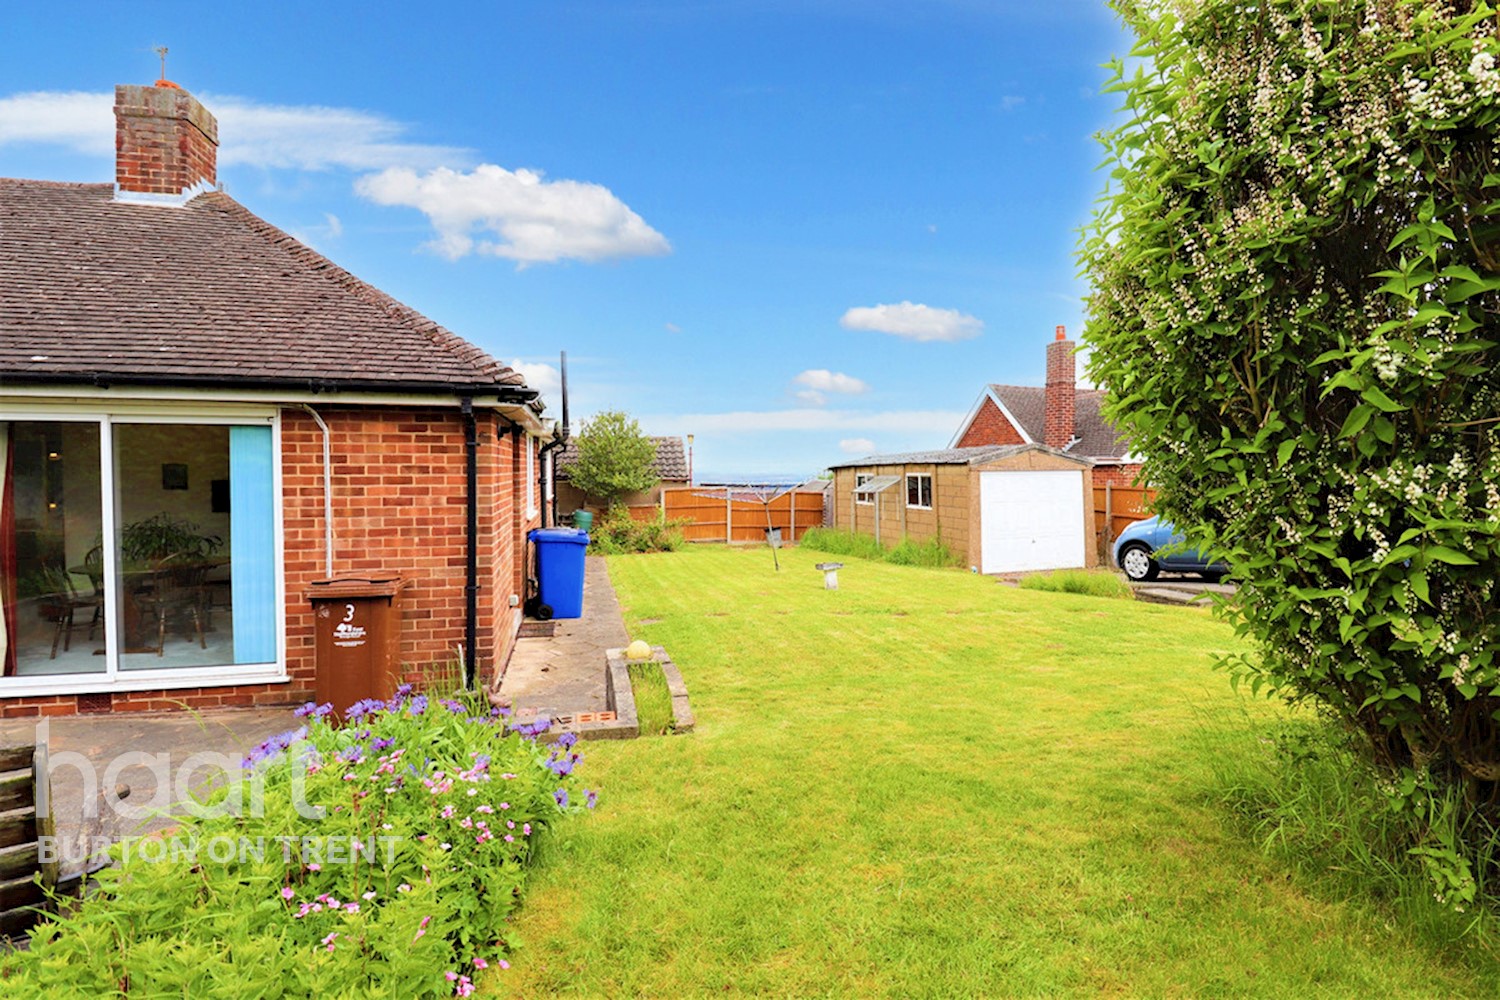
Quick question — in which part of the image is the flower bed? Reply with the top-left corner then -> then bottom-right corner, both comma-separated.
0,687 -> 592,997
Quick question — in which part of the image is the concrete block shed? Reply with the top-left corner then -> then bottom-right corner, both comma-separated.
827,445 -> 1096,574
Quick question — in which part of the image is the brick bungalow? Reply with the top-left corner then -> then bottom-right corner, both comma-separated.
0,80 -> 552,717
950,326 -> 1143,487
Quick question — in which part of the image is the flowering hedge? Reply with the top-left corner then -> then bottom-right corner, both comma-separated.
0,688 -> 592,996
1083,0 -> 1500,896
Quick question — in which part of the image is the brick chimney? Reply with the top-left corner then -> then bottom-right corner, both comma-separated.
1043,324 -> 1076,450
114,81 -> 218,204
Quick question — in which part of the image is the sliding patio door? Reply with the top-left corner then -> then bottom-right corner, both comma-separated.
0,411 -> 281,691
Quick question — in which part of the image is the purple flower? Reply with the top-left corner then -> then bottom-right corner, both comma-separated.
395,682 -> 415,699
345,698 -> 387,721
554,789 -> 569,808
408,694 -> 429,716
557,732 -> 579,750
339,745 -> 365,765
441,699 -> 466,714
372,737 -> 395,751
242,727 -> 308,769
585,789 -> 598,810
292,701 -> 331,719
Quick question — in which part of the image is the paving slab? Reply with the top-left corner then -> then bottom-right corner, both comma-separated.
497,556 -> 630,719
0,707 -> 297,875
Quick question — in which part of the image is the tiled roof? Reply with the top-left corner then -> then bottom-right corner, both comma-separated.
989,385 -> 1131,460
555,436 -> 688,481
827,443 -> 1089,470
0,179 -> 536,400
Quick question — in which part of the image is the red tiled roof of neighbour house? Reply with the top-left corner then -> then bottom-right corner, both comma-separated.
0,178 -> 538,404
988,384 -> 1132,461
554,436 -> 688,481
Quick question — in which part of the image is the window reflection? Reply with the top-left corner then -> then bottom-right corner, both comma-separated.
0,421 -> 107,676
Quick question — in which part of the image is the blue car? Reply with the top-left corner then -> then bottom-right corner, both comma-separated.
1113,515 -> 1228,582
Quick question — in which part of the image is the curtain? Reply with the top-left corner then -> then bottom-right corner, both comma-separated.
0,423 -> 15,676
229,425 -> 276,664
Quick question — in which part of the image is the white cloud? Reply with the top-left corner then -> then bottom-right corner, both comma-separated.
356,165 -> 671,266
999,95 -> 1026,111
508,358 -> 562,407
0,90 -> 466,171
288,212 -> 343,248
0,91 -> 110,154
642,408 -> 964,436
794,389 -> 827,406
792,369 -> 869,396
840,438 -> 876,455
664,322 -> 682,334
839,301 -> 983,343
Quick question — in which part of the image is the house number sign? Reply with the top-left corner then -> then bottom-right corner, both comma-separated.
329,603 -> 367,648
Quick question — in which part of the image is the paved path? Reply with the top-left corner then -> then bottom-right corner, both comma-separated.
497,556 -> 629,718
0,707 -> 296,875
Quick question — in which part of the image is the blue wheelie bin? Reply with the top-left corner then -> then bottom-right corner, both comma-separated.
529,528 -> 589,619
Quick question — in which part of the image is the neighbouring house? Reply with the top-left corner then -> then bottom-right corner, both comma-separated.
553,436 -> 688,514
950,326 -> 1142,487
0,79 -> 553,717
827,445 -> 1096,574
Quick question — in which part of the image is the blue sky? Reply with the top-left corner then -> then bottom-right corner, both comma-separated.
2,1 -> 1130,482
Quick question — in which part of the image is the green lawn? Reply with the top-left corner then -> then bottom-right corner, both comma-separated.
493,546 -> 1499,997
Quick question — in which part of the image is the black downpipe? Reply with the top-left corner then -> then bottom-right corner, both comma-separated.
461,397 -> 479,690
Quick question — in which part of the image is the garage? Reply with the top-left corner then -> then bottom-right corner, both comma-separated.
979,469 -> 1087,574
827,444 -> 1096,574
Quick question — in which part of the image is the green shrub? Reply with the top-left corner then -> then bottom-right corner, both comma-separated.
1083,0 -> 1500,895
1018,569 -> 1134,600
0,687 -> 593,997
799,527 -> 959,567
588,505 -> 687,554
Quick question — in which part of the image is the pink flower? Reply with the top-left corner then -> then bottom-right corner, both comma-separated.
322,932 -> 338,952
306,863 -> 321,872
445,971 -> 458,982
280,887 -> 295,901
362,891 -> 377,901
473,957 -> 489,970
522,823 -> 531,836
455,975 -> 475,996
345,902 -> 360,914
498,959 -> 510,970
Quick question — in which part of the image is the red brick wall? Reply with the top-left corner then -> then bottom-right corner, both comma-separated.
2,403 -> 533,717
1092,463 -> 1145,488
955,397 -> 1025,448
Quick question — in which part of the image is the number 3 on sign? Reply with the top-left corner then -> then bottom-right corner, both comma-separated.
343,604 -> 355,623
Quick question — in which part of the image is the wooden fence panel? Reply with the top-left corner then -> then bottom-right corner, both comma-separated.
1093,483 -> 1156,565
625,488 -> 827,544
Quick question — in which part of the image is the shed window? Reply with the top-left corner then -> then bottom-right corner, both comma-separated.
906,474 -> 933,510
855,474 -> 873,506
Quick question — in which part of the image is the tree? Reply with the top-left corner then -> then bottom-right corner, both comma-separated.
567,411 -> 659,509
1083,0 -> 1500,878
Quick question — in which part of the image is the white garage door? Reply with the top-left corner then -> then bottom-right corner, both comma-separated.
979,470 -> 1086,574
